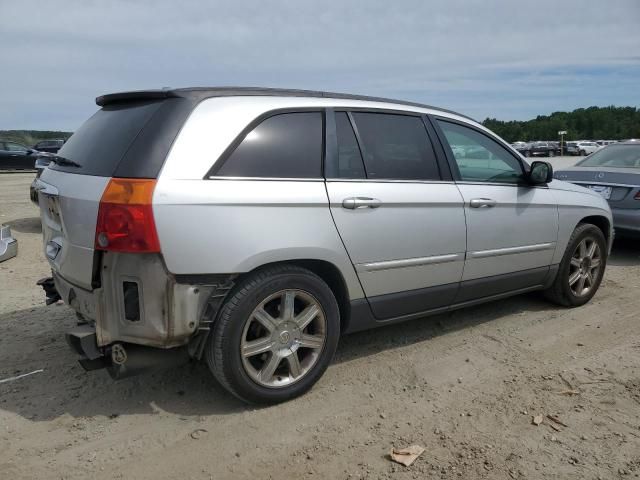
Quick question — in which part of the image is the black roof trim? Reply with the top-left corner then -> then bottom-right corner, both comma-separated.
95,86 -> 476,122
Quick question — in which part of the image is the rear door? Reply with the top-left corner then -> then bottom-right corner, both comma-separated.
326,110 -> 466,319
433,117 -> 559,302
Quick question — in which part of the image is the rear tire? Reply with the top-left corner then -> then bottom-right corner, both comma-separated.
206,265 -> 340,404
544,223 -> 607,307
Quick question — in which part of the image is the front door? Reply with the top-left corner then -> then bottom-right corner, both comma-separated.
433,118 -> 559,301
325,111 -> 467,319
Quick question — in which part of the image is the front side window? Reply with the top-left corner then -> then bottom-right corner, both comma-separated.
437,120 -> 524,184
350,112 -> 440,180
216,112 -> 323,178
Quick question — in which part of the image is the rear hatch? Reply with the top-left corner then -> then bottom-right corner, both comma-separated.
37,96 -> 192,290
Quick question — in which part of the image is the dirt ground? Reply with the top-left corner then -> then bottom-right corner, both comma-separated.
1,171 -> 639,480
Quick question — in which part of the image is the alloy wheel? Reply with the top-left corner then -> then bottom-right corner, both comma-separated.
240,289 -> 326,388
568,237 -> 602,297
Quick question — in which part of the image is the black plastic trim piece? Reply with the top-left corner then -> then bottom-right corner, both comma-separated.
368,282 -> 459,320
343,265 -> 559,334
454,266 -> 549,303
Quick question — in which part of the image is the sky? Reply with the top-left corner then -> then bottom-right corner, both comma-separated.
1,0 -> 639,130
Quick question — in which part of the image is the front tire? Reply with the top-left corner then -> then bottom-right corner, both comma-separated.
544,223 -> 607,307
206,265 -> 340,404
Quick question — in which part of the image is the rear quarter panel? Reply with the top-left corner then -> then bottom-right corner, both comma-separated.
152,178 -> 365,300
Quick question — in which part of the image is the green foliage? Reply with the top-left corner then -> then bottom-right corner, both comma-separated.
482,106 -> 640,143
0,130 -> 72,148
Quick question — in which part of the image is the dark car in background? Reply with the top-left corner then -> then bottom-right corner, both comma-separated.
33,139 -> 66,153
522,141 -> 560,158
0,140 -> 40,170
554,140 -> 640,237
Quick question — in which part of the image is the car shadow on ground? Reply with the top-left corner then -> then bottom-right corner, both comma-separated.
0,291 -> 553,421
608,237 -> 640,266
0,241 -> 635,421
5,216 -> 41,234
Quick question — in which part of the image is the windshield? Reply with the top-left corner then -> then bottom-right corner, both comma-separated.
578,144 -> 640,168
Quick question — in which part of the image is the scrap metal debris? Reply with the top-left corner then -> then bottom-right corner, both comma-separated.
390,445 -> 425,467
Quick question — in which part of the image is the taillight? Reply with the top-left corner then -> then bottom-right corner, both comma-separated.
635,191 -> 640,200
95,179 -> 160,253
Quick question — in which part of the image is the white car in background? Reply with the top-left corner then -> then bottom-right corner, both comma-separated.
575,141 -> 601,156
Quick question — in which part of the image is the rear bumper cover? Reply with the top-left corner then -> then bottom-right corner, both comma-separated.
49,253 -> 229,349
611,207 -> 640,234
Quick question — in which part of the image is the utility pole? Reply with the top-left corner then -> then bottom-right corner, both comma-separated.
558,130 -> 567,156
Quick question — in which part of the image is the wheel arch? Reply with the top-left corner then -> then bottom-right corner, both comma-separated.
579,215 -> 612,247
235,258 -> 355,334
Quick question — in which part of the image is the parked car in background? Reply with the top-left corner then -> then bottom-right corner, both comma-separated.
512,142 -> 530,156
35,87 -> 612,404
595,140 -> 617,147
0,140 -> 40,170
554,140 -> 640,237
566,142 -> 579,155
29,156 -> 54,204
575,141 -> 601,156
521,141 -> 559,157
33,139 -> 66,154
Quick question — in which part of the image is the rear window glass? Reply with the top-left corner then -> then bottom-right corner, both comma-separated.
578,144 -> 640,168
51,101 -> 162,176
215,112 -> 323,178
351,112 -> 440,180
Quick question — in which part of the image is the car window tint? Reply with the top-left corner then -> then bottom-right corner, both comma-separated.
350,112 -> 440,180
437,120 -> 523,184
330,112 -> 366,179
216,112 -> 323,178
6,143 -> 27,152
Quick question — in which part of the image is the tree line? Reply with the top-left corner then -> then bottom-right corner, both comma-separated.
482,106 -> 640,143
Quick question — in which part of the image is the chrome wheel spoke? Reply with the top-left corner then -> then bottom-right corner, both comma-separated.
242,337 -> 274,358
254,308 -> 278,332
576,274 -> 587,294
570,257 -> 582,268
578,240 -> 587,258
590,258 -> 601,268
286,352 -> 302,378
281,291 -> 296,321
259,354 -> 281,382
568,270 -> 581,286
585,271 -> 594,287
294,304 -> 319,330
299,333 -> 324,349
586,241 -> 597,259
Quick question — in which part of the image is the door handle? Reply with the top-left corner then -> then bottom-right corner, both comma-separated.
342,197 -> 382,210
469,198 -> 496,208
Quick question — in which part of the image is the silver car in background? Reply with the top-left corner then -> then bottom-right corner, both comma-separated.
555,140 -> 640,237
35,88 -> 613,404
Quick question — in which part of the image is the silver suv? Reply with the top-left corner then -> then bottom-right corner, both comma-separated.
36,88 -> 613,404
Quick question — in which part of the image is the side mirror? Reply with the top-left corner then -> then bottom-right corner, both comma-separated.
528,161 -> 553,185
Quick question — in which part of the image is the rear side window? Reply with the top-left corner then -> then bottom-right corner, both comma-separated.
215,112 -> 323,178
51,101 -> 163,177
331,112 -> 366,179
350,112 -> 440,180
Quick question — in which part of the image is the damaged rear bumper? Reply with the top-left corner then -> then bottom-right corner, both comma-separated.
40,252 -> 234,377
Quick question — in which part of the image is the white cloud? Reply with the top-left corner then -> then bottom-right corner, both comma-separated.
1,0 -> 638,128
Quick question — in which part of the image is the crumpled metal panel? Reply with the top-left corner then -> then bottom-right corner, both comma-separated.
0,225 -> 17,262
